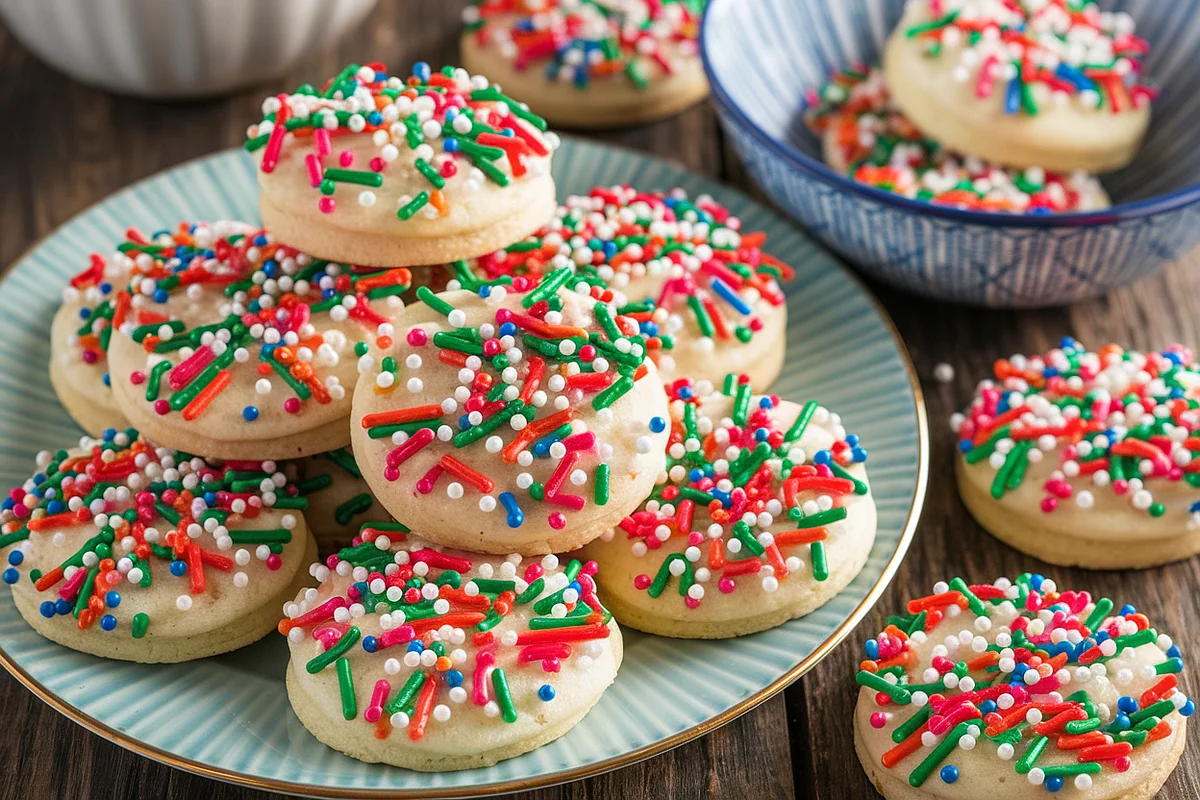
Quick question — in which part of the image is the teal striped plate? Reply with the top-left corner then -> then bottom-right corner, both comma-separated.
0,138 -> 927,798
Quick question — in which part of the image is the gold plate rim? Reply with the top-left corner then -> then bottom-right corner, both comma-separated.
0,144 -> 929,799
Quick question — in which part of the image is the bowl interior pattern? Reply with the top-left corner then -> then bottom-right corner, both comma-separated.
702,0 -> 1200,307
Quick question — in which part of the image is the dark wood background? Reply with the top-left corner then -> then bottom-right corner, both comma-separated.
2,2 -> 1199,798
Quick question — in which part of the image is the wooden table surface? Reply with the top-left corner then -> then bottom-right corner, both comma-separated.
3,2 -> 1200,798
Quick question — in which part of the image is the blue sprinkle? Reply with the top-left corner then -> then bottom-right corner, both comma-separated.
846,434 -> 860,447
39,601 -> 56,619
459,414 -> 472,431
105,590 -> 121,608
1119,603 -> 1137,616
649,416 -> 666,433
262,259 -> 279,278
243,406 -> 259,422
755,428 -> 769,442
1111,713 -> 1130,731
1045,775 -> 1064,792
499,322 -> 517,337
407,640 -> 424,653
678,386 -> 693,400
100,614 -> 117,631
863,639 -> 879,660
813,450 -> 832,466
1043,367 -> 1059,378
689,468 -> 705,483
640,321 -> 659,337
1182,700 -> 1195,717
373,69 -> 387,81
1059,336 -> 1079,350
958,439 -> 974,453
103,373 -> 111,387
979,700 -> 997,715
499,492 -> 524,528
851,447 -> 869,462
254,234 -> 269,246
1168,644 -> 1182,659
99,281 -> 113,294
55,598 -> 72,616
939,765 -> 958,784
711,488 -> 732,508
446,669 -> 464,688
79,308 -> 92,321
478,285 -> 492,298
443,137 -> 460,153
1030,574 -> 1045,590
203,491 -> 218,506
103,427 -> 117,440
153,288 -> 169,304
538,684 -> 556,701
2,568 -> 18,585
413,62 -> 432,82
7,550 -> 22,567
1164,351 -> 1183,365
1004,76 -> 1022,114
759,397 -> 772,409
362,636 -> 378,653
169,560 -> 188,577
1117,696 -> 1139,714
709,277 -> 752,314
367,111 -> 383,126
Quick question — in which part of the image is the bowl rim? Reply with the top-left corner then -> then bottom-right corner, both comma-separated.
699,0 -> 1200,229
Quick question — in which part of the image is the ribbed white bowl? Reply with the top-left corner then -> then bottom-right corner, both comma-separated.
0,0 -> 378,98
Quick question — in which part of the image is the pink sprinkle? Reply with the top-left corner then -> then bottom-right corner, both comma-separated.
1112,478 -> 1129,495
383,466 -> 400,482
406,327 -> 428,347
153,399 -> 170,415
314,128 -> 332,157
369,157 -> 385,172
547,512 -> 566,529
82,351 -> 99,365
718,577 -> 736,594
339,150 -> 354,167
441,160 -> 457,178
684,596 -> 701,609
1040,497 -> 1058,513
318,196 -> 336,214
633,574 -> 651,590
266,554 -> 281,570
129,371 -> 146,385
870,712 -> 889,729
284,397 -> 301,414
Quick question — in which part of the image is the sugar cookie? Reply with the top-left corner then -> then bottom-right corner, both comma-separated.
460,0 -> 708,128
246,61 -> 558,267
106,227 -> 411,460
954,338 -> 1200,569
805,67 -> 1109,213
883,1 -> 1153,172
351,281 -> 669,555
0,429 -> 316,662
470,185 -> 793,388
854,573 -> 1192,798
297,448 -> 386,553
281,524 -> 621,770
580,374 -> 875,638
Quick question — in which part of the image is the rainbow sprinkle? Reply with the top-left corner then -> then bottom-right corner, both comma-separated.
281,523 -> 614,737
804,68 -> 1106,213
902,0 -> 1155,115
358,279 -> 666,532
245,62 -> 557,219
858,573 -> 1193,792
600,374 -> 869,606
462,186 -> 793,367
462,0 -> 704,90
113,224 -> 410,424
0,428 -> 308,637
953,338 -> 1200,517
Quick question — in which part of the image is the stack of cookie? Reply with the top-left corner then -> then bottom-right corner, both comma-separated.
9,59 -> 880,770
804,2 -> 1155,215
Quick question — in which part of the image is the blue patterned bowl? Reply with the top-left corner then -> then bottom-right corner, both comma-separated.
701,0 -> 1200,308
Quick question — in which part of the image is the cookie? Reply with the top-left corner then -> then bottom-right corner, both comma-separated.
0,429 -> 317,663
954,338 -> 1200,569
281,525 -> 622,770
49,224 -> 264,436
106,227 -> 411,460
882,1 -> 1154,173
460,0 -> 708,129
470,185 -> 793,389
297,448 -> 386,554
350,281 -> 670,555
580,374 -> 876,638
854,573 -> 1192,798
804,67 -> 1110,213
246,61 -> 558,268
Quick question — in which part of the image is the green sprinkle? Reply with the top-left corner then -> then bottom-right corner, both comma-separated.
385,671 -> 425,715
492,668 -> 518,723
1015,735 -> 1049,774
306,626 -> 361,673
323,168 -> 383,187
398,192 -> 430,220
416,285 -> 455,317
337,657 -> 357,720
592,375 -> 634,411
908,721 -> 970,787
811,541 -> 829,581
131,613 -> 149,638
855,670 -> 911,704
594,464 -> 610,505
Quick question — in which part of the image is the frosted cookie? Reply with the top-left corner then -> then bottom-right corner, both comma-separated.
281,524 -> 621,770
805,67 -> 1109,213
298,448 -> 386,553
472,186 -> 793,389
351,280 -> 669,555
954,338 -> 1200,569
460,0 -> 708,129
246,61 -> 558,268
580,374 -> 875,638
50,224 -> 266,436
106,227 -> 411,461
883,1 -> 1154,173
0,429 -> 317,662
854,573 -> 1192,798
